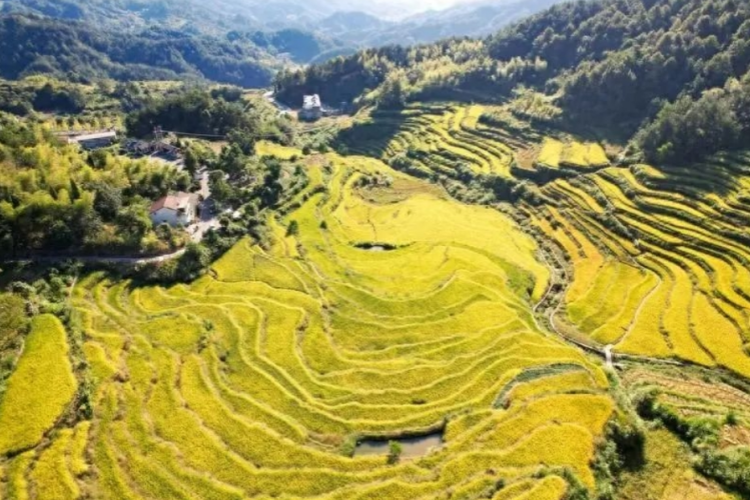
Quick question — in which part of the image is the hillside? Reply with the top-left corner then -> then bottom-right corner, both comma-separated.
0,140 -> 624,499
324,0 -> 567,47
0,14 -> 285,86
0,0 -> 575,71
277,0 -> 750,162
0,0 -> 397,32
4,102 -> 750,497
1,0 -> 543,31
4,0 -> 750,499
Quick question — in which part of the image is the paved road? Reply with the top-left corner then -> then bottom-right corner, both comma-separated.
7,249 -> 186,266
264,91 -> 292,114
191,171 -> 220,242
604,345 -> 614,369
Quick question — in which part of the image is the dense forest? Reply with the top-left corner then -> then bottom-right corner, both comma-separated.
0,14 -> 284,87
125,88 -> 295,146
276,0 -> 750,163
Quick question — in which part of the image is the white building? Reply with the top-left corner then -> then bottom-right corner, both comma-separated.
67,130 -> 118,150
300,94 -> 322,121
149,192 -> 199,227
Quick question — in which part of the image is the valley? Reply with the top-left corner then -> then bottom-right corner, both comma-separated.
3,101 -> 750,498
2,0 -> 750,498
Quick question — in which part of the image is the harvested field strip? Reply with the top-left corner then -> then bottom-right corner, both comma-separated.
551,181 -> 605,213
545,208 -> 606,304
566,210 -> 637,260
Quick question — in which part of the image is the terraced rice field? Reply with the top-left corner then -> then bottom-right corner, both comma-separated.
0,315 -> 77,457
7,99 -> 750,498
344,104 -> 534,179
624,368 -> 750,438
343,104 -> 608,180
535,139 -> 609,171
525,154 -> 750,377
0,152 -> 615,499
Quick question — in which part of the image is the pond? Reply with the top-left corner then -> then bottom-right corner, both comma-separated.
353,242 -> 398,252
354,432 -> 443,458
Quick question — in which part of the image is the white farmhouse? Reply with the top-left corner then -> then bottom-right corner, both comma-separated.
149,192 -> 199,227
300,94 -> 322,121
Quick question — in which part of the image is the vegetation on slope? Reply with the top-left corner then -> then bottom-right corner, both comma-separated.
125,88 -> 294,142
0,293 -> 27,398
277,0 -> 750,163
0,85 -> 297,261
625,366 -> 750,497
0,14 -> 280,87
0,113 -> 191,258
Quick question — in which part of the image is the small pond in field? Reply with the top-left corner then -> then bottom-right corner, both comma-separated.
354,432 -> 443,458
353,242 -> 398,252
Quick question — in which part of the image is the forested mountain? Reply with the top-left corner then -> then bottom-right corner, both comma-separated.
1,0 -> 572,63
0,14 -> 286,87
276,0 -> 750,163
9,0 -> 750,163
0,0 -> 435,34
323,0 -> 567,47
0,1 -> 350,79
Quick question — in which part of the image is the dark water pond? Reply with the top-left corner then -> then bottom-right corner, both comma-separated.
354,433 -> 443,458
353,242 -> 397,252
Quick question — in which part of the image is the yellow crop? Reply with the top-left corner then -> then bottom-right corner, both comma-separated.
13,148 -> 612,499
0,315 -> 77,456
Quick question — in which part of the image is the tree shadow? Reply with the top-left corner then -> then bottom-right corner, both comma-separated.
642,150 -> 749,199
333,109 -> 410,158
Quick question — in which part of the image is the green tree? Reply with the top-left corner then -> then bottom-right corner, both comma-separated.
286,220 -> 299,237
178,243 -> 211,279
116,204 -> 152,241
0,294 -> 27,346
387,441 -> 402,464
184,147 -> 200,176
93,183 -> 123,221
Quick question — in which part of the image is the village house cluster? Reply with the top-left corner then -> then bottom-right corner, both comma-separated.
59,129 -> 207,229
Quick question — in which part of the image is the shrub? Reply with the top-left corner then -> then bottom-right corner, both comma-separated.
726,411 -> 740,426
387,441 -> 402,465
695,447 -> 750,495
